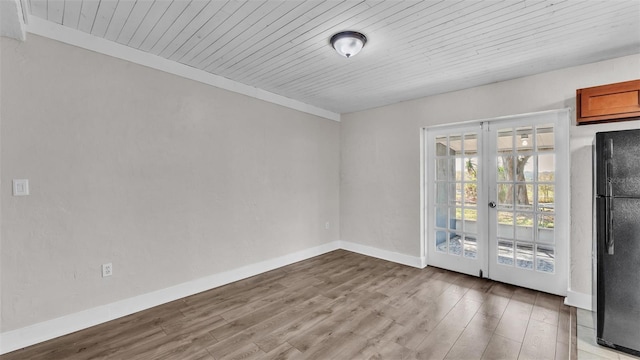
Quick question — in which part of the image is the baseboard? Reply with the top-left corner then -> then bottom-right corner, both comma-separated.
0,241 -> 341,355
339,240 -> 425,269
564,289 -> 593,311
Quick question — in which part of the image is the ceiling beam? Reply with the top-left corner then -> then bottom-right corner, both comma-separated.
1,0 -> 26,41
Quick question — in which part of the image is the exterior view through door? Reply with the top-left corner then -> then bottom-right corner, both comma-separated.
423,109 -> 569,296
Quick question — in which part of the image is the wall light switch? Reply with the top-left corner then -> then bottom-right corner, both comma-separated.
13,179 -> 29,196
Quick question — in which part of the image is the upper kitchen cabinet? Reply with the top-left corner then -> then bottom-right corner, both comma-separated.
577,80 -> 640,125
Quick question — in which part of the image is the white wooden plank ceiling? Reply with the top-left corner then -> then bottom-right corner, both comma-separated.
27,0 -> 640,114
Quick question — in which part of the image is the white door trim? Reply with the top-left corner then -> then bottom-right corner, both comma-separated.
422,108 -> 570,295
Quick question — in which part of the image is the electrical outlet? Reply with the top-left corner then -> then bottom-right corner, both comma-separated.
12,179 -> 29,196
102,263 -> 113,277
325,221 -> 330,230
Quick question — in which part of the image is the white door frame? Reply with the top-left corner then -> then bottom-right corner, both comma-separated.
422,109 -> 570,295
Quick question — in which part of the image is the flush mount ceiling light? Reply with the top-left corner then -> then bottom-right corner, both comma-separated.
330,31 -> 367,58
521,134 -> 529,146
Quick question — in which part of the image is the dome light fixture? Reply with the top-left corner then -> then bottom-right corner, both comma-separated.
330,31 -> 367,58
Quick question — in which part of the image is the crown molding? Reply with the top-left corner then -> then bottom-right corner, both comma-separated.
24,16 -> 341,122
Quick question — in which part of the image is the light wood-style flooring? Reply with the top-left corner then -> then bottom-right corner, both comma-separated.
1,250 -> 577,360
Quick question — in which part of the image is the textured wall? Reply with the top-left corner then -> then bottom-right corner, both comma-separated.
341,54 -> 640,296
0,35 -> 340,331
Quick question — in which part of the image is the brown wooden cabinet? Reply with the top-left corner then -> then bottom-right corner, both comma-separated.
576,79 -> 640,125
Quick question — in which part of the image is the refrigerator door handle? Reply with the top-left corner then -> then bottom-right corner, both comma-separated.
606,197 -> 614,255
605,138 -> 614,197
606,162 -> 613,197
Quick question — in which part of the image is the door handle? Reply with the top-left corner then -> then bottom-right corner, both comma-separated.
606,197 -> 614,255
488,201 -> 497,208
605,138 -> 614,197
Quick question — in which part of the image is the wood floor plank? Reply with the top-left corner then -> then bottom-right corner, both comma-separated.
444,320 -> 494,360
555,340 -> 570,360
179,282 -> 289,321
439,297 -> 483,329
385,284 -> 464,334
212,294 -> 334,355
0,250 -> 575,360
467,311 -> 501,332
349,310 -> 395,339
205,331 -> 257,359
67,327 -> 168,360
519,318 -> 558,360
314,271 -> 378,299
493,297 -> 535,343
261,342 -> 304,360
184,269 -> 290,306
293,330 -> 368,360
481,334 -> 523,359
414,317 -> 465,360
372,267 -> 423,297
51,309 -> 176,360
373,320 -> 431,350
358,265 -> 413,294
385,277 -> 450,308
284,251 -> 354,278
209,286 -> 319,341
557,305 -> 572,345
320,266 -> 397,300
218,280 -> 322,322
353,338 -> 419,360
106,332 -> 215,360
162,313 -> 227,337
504,298 -> 535,322
252,301 -> 337,353
188,268 -> 289,303
531,302 -> 560,326
477,293 -> 511,318
511,287 -> 540,305
286,302 -> 372,353
218,342 -> 265,360
494,315 -> 530,343
489,282 -> 518,298
154,342 -> 215,360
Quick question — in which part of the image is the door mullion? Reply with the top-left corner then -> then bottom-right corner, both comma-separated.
482,122 -> 494,278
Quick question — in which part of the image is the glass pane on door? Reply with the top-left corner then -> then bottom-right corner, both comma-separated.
494,124 -> 556,273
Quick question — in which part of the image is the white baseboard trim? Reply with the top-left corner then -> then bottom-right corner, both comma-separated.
0,241 -> 341,355
565,289 -> 592,311
3,238 -> 585,355
339,240 -> 425,269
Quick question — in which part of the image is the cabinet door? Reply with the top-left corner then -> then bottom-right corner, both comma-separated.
577,80 -> 640,125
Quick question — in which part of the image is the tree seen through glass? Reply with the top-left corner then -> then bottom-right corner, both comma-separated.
457,156 -> 554,228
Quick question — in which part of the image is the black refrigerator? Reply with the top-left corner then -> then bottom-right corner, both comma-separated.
593,129 -> 640,357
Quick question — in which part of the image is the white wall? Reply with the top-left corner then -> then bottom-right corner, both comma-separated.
0,34 -> 340,332
341,54 -> 640,304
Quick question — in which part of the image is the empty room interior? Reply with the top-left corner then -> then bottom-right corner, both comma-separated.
1,0 -> 640,359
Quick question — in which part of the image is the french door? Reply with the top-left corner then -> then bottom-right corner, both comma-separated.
425,123 -> 486,277
424,110 -> 569,295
